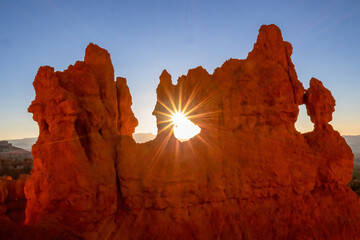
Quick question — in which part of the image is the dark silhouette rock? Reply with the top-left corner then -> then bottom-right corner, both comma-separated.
0,175 -> 29,223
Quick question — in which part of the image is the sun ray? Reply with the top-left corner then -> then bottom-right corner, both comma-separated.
196,134 -> 214,151
178,84 -> 183,113
157,100 -> 176,116
157,119 -> 175,124
186,110 -> 221,120
183,91 -> 220,117
153,80 -> 224,142
186,138 -> 196,156
171,111 -> 201,141
158,121 -> 175,134
182,83 -> 201,114
152,128 -> 173,161
164,88 -> 177,114
153,110 -> 174,118
175,139 -> 180,161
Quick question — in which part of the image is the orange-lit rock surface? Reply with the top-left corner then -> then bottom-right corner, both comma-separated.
25,43 -> 121,239
116,77 -> 138,136
21,24 -> 360,239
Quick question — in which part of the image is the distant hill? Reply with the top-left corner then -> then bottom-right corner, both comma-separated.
8,137 -> 37,151
0,140 -> 23,152
3,133 -> 360,180
344,135 -> 360,154
2,133 -> 155,178
0,141 -> 32,160
7,134 -> 359,156
132,133 -> 156,143
0,141 -> 33,178
6,133 -> 157,149
343,135 -> 360,179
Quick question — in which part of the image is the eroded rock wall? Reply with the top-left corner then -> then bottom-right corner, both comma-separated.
24,24 -> 360,239
25,44 -> 133,239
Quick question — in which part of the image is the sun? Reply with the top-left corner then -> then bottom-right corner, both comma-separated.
171,111 -> 201,141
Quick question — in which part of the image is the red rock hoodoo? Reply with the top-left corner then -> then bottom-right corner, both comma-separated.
20,24 -> 360,239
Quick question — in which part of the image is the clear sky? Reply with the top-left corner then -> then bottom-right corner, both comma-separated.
0,0 -> 359,140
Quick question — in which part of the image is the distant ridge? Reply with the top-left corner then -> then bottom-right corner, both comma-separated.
7,137 -> 37,151
6,134 -> 360,153
0,140 -> 25,153
132,133 -> 156,143
343,135 -> 360,154
7,133 -> 157,150
0,140 -> 32,160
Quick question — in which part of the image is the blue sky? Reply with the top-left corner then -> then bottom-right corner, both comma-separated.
0,0 -> 359,140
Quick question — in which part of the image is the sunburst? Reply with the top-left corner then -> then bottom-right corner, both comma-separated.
154,81 -> 220,142
171,110 -> 201,141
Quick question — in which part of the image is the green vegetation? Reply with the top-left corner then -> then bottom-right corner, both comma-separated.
0,158 -> 32,179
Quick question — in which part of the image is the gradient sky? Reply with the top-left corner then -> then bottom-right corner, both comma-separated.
0,0 -> 359,140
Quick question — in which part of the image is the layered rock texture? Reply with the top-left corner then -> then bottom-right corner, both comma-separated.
19,24 -> 360,239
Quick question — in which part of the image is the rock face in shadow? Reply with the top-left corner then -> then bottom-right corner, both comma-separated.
23,25 -> 360,239
0,175 -> 29,223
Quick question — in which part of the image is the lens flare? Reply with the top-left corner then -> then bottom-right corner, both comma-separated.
171,111 -> 201,141
153,80 -> 220,144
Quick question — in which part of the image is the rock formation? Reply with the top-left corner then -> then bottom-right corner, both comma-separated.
116,77 -> 138,136
0,141 -> 32,161
19,24 -> 360,239
25,43 -> 123,239
0,175 -> 28,222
